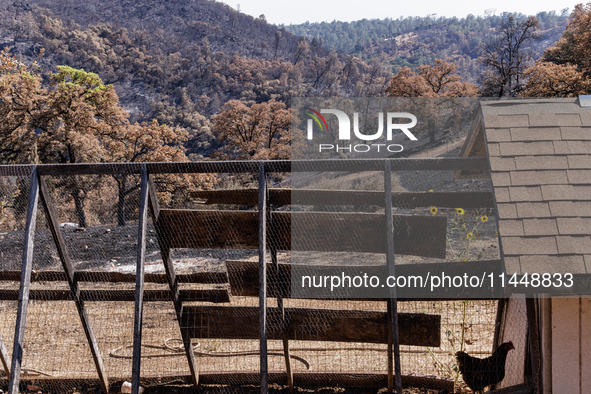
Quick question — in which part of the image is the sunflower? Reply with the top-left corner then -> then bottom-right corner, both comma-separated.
467,232 -> 473,239
480,215 -> 488,223
430,206 -> 437,215
455,208 -> 465,215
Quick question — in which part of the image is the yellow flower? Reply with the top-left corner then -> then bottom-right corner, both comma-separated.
429,189 -> 433,192
480,215 -> 488,223
430,206 -> 437,215
455,208 -> 465,215
467,232 -> 473,239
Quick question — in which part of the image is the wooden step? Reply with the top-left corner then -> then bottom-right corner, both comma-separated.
0,288 -> 230,303
191,188 -> 494,208
181,305 -> 440,346
158,210 -> 447,258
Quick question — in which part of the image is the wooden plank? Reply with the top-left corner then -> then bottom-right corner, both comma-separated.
158,210 -> 262,250
197,371 -> 454,390
26,158 -> 490,176
37,163 -> 142,176
458,109 -> 483,159
489,383 -> 533,394
8,167 -> 39,394
148,162 -> 260,174
226,259 -> 504,299
526,298 -> 542,394
0,334 -> 9,379
36,162 -> 260,176
131,166 -> 148,394
38,176 -> 110,394
2,371 -> 455,391
182,306 -> 440,347
297,212 -> 447,258
158,210 -> 447,258
0,289 -> 230,302
147,176 -> 200,391
385,160 -> 403,394
456,110 -> 490,179
191,189 -> 262,205
258,162 -> 268,394
0,165 -> 33,177
190,189 -> 494,209
227,261 -> 289,298
0,270 -> 228,285
288,158 -> 490,172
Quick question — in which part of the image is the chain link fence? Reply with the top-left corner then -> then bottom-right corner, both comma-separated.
0,161 -> 537,394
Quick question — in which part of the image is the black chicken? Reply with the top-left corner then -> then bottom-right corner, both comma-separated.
455,341 -> 515,393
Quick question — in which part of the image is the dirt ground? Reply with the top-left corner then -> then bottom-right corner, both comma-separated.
0,286 -> 498,393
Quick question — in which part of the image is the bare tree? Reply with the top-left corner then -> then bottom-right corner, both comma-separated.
479,15 -> 541,97
292,39 -> 309,65
273,29 -> 282,59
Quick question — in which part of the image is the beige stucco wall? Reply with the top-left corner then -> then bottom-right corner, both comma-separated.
543,298 -> 591,394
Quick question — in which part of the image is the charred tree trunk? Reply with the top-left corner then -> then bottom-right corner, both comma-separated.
71,180 -> 87,228
117,175 -> 127,226
428,120 -> 436,143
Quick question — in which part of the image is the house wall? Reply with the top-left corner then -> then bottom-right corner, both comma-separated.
545,298 -> 591,394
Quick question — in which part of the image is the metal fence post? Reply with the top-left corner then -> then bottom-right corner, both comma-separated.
385,160 -> 403,394
258,162 -> 268,394
8,166 -> 39,394
132,165 -> 149,394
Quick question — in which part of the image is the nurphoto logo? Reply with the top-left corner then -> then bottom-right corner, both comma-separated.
305,108 -> 418,153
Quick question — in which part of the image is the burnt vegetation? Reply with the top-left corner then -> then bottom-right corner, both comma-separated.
0,0 -> 587,163
0,0 -> 393,157
286,10 -> 570,83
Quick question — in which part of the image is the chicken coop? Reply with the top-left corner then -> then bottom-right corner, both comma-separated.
0,154 -> 544,394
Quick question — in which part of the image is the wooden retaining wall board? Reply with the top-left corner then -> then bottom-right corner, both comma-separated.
0,289 -> 230,303
1,373 -> 534,393
181,306 -> 440,347
179,371 -> 455,390
0,271 -> 228,284
0,157 -> 488,176
158,210 -> 447,259
190,189 -> 494,209
3,372 -> 456,391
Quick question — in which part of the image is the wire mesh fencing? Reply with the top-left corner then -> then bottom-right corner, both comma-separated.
0,161 -> 537,394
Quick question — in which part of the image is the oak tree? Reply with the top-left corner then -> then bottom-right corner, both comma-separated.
385,60 -> 477,142
385,60 -> 477,97
521,4 -> 591,97
0,52 -> 199,226
522,62 -> 591,97
212,99 -> 290,160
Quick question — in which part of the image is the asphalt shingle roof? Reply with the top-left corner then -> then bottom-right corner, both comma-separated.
468,98 -> 591,275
